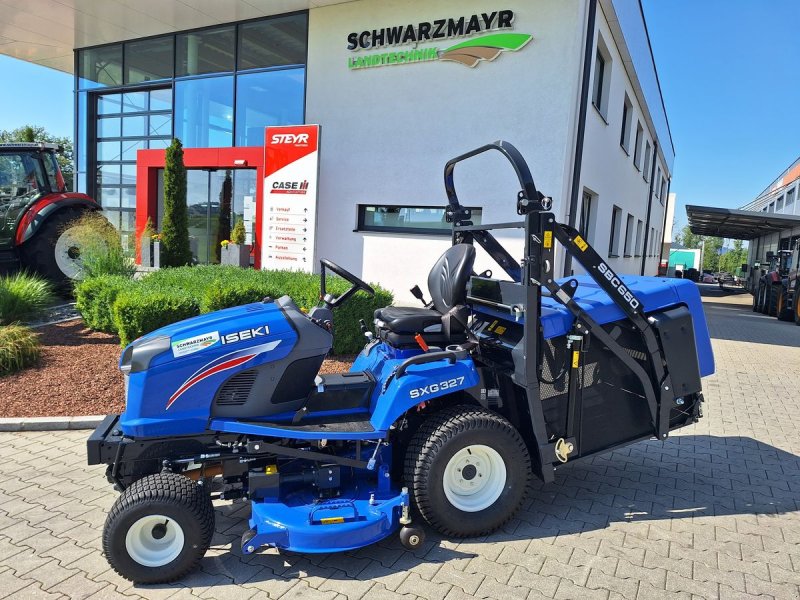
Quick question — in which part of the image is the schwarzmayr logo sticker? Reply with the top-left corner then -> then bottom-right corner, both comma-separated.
347,10 -> 533,70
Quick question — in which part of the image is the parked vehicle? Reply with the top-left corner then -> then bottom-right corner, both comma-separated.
0,142 -> 107,288
771,243 -> 800,324
752,249 -> 793,317
87,141 -> 714,584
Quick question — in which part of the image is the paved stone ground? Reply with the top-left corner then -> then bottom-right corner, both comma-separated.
1,287 -> 799,599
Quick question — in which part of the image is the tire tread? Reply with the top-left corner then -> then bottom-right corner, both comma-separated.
403,405 -> 530,538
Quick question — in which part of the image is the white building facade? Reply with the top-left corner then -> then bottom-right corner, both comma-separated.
1,0 -> 674,302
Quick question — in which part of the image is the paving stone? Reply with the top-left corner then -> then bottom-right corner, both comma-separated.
0,293 -> 799,600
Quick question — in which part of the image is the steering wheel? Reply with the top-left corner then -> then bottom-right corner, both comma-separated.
320,258 -> 375,308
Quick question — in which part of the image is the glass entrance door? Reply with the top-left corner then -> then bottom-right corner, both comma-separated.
157,168 -> 257,265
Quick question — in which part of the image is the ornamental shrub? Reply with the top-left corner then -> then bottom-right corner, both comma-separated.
160,139 -> 192,267
231,218 -> 246,245
0,324 -> 41,376
75,265 -> 391,354
74,275 -> 135,333
112,287 -> 200,347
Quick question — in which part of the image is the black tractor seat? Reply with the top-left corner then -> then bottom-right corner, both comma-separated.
375,244 -> 476,348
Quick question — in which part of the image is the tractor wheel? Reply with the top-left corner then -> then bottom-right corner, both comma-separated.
795,286 -> 800,326
767,284 -> 780,317
404,405 -> 530,538
19,207 -> 114,293
776,287 -> 792,321
758,283 -> 769,314
102,472 -> 214,584
752,285 -> 761,312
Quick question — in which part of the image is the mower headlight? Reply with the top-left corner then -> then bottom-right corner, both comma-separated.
119,335 -> 171,375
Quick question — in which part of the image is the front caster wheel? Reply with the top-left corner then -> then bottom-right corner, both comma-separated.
399,526 -> 426,550
102,472 -> 215,583
404,405 -> 531,538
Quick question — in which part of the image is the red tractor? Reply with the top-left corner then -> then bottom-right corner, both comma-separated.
752,247 -> 798,323
0,142 -> 106,289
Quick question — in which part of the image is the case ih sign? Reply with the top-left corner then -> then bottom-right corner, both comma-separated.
261,125 -> 320,272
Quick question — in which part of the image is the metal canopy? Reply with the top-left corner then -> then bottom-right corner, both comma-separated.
686,205 -> 800,240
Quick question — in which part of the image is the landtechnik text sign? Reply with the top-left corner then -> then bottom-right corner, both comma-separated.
346,9 -> 532,69
262,125 -> 320,272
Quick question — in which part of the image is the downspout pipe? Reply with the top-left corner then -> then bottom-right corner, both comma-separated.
563,0 -> 597,277
640,141 -> 659,275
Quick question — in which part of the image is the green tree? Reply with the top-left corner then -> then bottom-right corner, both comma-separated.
719,239 -> 747,275
160,139 -> 192,267
673,224 -> 726,272
0,125 -> 73,190
215,170 -> 233,262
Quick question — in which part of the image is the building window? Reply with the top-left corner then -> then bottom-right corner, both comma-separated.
124,37 -> 173,84
634,220 -> 643,256
579,190 -> 595,242
357,205 -> 482,235
176,26 -> 236,77
655,167 -> 662,197
660,177 -> 667,202
75,13 -> 309,206
609,205 -> 622,257
624,214 -> 634,257
94,88 -> 173,243
235,68 -> 306,146
238,13 -> 308,70
79,44 -> 123,88
633,122 -> 643,170
620,95 -> 632,153
786,187 -> 796,212
777,195 -> 785,212
768,201 -> 775,212
174,76 -> 234,148
643,141 -> 652,182
591,36 -> 611,119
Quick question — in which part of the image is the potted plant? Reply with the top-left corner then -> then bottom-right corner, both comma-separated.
221,219 -> 250,267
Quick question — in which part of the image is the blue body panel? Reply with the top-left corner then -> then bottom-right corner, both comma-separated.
119,302 -> 298,438
209,342 -> 479,439
474,275 -> 714,377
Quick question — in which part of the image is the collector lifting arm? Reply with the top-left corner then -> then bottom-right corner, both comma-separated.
444,141 -> 550,282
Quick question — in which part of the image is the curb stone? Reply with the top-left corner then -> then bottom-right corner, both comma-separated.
0,415 -> 105,432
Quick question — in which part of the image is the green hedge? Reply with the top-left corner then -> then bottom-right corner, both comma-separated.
113,288 -> 200,346
75,265 -> 392,354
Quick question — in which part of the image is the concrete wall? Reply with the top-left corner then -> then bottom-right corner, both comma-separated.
305,0 -> 585,302
578,2 -> 668,277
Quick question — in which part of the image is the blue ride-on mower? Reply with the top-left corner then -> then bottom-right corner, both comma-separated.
88,141 -> 714,583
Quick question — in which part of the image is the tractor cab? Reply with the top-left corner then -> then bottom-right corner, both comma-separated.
0,142 -> 103,287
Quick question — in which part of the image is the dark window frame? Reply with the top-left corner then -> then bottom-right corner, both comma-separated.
356,204 -> 482,235
623,213 -> 634,257
608,205 -> 622,257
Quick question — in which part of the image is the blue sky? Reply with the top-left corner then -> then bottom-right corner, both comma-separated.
642,0 -> 800,228
0,55 -> 73,138
1,2 -> 798,232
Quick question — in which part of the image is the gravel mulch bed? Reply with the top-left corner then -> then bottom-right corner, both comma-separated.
0,320 -> 355,418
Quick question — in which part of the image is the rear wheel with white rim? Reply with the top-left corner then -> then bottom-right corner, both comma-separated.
404,405 -> 530,537
102,472 -> 214,583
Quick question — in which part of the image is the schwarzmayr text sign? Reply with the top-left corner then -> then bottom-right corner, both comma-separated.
346,10 -> 532,69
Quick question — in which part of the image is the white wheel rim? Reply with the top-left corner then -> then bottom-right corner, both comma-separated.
442,444 -> 507,512
125,515 -> 185,567
53,226 -> 85,280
